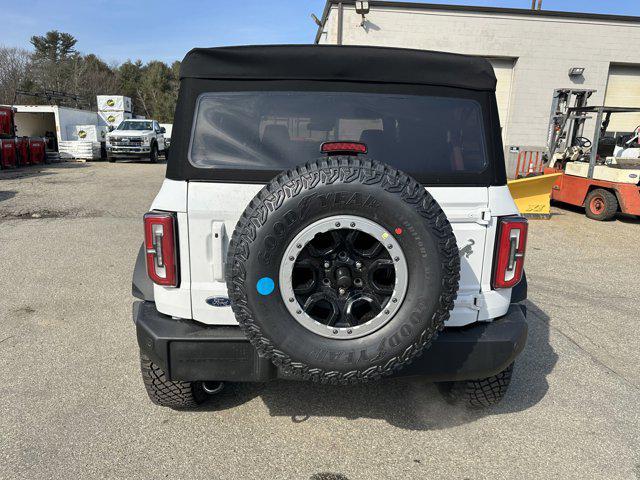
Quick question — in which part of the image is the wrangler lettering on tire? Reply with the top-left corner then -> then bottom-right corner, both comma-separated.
226,157 -> 460,384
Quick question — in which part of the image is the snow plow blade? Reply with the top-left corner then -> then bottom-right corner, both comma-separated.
507,173 -> 562,219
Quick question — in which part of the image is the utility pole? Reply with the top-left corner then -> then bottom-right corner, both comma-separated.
537,0 -> 542,9
531,0 -> 542,9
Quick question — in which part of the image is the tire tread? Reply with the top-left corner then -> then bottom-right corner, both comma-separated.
585,188 -> 617,221
139,352 -> 203,409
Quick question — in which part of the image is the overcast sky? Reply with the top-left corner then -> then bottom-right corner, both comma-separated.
1,0 -> 637,64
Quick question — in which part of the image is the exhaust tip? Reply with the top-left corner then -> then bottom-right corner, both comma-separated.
202,381 -> 224,395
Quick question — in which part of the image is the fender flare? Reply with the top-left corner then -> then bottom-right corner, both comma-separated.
511,270 -> 527,303
132,242 -> 154,301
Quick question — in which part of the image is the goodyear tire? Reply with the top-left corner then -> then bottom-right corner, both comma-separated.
438,363 -> 514,408
139,352 -> 207,409
226,157 -> 460,384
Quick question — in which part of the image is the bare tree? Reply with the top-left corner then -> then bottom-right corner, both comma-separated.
0,46 -> 33,104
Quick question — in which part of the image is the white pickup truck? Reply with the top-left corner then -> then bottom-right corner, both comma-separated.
106,119 -> 167,163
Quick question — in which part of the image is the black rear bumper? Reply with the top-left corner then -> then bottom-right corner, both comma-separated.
134,301 -> 527,382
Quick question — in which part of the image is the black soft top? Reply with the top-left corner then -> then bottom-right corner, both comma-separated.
180,45 -> 496,91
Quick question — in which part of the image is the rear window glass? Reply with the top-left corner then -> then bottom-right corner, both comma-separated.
189,91 -> 487,174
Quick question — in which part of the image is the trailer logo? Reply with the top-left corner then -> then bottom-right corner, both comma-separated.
107,115 -> 116,123
78,130 -> 87,139
106,99 -> 115,107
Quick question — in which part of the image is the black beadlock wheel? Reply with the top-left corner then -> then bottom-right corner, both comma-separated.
226,157 -> 460,385
139,352 -> 208,409
438,363 -> 514,408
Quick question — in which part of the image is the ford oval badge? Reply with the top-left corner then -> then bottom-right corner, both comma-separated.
206,296 -> 231,307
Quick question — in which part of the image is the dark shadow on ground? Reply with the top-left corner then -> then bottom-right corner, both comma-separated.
617,213 -> 640,224
0,162 -> 89,181
199,301 -> 557,430
0,190 -> 16,202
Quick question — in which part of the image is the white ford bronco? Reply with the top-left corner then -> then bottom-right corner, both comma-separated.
132,45 -> 528,409
106,119 -> 167,163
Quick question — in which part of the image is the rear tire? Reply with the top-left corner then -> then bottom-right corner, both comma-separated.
585,188 -> 617,221
438,363 -> 514,408
139,352 -> 207,409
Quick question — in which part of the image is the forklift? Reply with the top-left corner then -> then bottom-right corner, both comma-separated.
544,88 -> 640,220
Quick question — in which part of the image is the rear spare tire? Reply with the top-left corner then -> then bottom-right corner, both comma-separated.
226,157 -> 460,384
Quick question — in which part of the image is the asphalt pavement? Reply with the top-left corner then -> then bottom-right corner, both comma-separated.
1,162 -> 638,479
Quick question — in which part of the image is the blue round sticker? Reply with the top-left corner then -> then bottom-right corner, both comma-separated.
256,277 -> 275,296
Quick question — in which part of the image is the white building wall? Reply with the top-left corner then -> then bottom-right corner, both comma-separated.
318,4 -> 640,150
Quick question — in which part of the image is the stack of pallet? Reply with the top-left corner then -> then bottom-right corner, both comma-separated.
58,140 -> 102,160
97,95 -> 132,129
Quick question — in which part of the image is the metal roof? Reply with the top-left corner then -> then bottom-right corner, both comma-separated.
315,1 -> 640,43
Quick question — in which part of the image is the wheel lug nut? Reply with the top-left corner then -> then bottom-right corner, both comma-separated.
339,288 -> 346,295
355,261 -> 362,269
384,309 -> 390,314
347,329 -> 353,334
392,298 -> 397,303
296,244 -> 302,249
387,244 -> 393,249
289,256 -> 294,261
394,256 -> 400,262
350,222 -> 355,227
289,298 -> 295,302
324,261 -> 331,268
335,222 -> 341,227
296,310 -> 302,314
333,329 -> 338,334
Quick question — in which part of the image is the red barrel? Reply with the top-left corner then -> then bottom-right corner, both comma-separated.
29,138 -> 46,165
16,137 -> 30,166
0,138 -> 17,169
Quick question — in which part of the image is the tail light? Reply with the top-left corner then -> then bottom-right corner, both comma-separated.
144,211 -> 178,287
492,216 -> 528,289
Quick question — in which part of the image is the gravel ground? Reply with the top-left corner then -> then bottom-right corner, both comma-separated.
1,162 -> 638,480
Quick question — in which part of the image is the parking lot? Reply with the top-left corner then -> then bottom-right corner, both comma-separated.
1,162 -> 639,479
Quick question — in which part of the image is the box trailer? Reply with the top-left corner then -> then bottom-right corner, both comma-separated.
7,105 -> 100,145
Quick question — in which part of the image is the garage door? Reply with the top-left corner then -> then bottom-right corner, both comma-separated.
488,58 -> 515,138
604,65 -> 640,133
